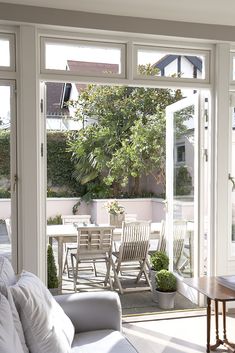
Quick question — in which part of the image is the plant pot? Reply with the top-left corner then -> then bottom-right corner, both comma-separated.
109,213 -> 125,227
157,290 -> 176,310
150,269 -> 158,303
49,288 -> 59,296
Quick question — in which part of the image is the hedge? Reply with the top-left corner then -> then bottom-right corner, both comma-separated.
0,130 -> 84,198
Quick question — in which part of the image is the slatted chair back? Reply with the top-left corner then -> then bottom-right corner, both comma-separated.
76,226 -> 114,260
173,220 -> 188,271
61,214 -> 91,225
119,221 -> 151,262
5,218 -> 11,242
157,220 -> 166,253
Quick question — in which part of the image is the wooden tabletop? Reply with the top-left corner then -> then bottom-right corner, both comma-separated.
185,277 -> 235,301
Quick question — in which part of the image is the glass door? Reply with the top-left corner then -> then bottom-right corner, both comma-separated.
165,92 -> 207,302
0,81 -> 17,268
230,100 -> 235,256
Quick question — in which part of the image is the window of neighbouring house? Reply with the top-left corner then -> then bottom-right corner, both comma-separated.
41,37 -> 125,78
134,45 -> 209,82
176,144 -> 186,163
0,34 -> 15,69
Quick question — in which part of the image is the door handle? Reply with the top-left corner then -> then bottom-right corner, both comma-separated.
163,200 -> 168,212
13,174 -> 18,193
229,174 -> 235,191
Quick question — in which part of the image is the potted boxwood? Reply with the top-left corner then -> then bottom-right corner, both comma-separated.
150,251 -> 169,302
155,269 -> 177,309
47,244 -> 59,295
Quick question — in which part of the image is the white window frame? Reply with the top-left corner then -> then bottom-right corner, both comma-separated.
230,52 -> 235,83
133,44 -> 210,84
0,33 -> 15,72
40,37 -> 126,79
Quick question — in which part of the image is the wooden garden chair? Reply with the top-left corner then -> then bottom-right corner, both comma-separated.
71,225 -> 114,292
112,220 -> 151,294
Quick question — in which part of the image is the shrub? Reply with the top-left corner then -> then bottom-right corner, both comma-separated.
47,214 -> 62,225
156,269 -> 177,292
47,244 -> 59,289
0,188 -> 10,198
175,165 -> 192,196
150,251 -> 169,272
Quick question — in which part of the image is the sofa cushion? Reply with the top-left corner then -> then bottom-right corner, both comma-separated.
0,293 -> 25,353
10,271 -> 75,353
0,256 -> 16,296
71,329 -> 137,353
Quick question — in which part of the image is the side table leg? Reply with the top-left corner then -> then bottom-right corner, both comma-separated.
207,297 -> 211,353
222,301 -> 227,341
210,300 -> 222,350
221,301 -> 235,352
215,300 -> 219,342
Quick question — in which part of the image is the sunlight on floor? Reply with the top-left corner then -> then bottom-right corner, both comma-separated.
123,314 -> 235,353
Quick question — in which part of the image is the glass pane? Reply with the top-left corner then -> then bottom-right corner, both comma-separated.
0,85 -> 11,261
137,48 -> 206,79
232,110 -> 235,243
232,57 -> 235,81
0,38 -> 10,67
173,105 -> 195,277
45,40 -> 122,75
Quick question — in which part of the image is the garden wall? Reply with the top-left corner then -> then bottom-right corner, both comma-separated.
0,197 -> 166,222
0,197 -> 195,223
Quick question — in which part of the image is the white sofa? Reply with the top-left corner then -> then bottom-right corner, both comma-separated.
0,256 -> 138,353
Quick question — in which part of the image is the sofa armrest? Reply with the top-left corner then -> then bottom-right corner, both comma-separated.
55,291 -> 122,333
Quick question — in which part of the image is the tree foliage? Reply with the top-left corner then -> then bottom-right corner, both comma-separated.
68,79 -> 190,198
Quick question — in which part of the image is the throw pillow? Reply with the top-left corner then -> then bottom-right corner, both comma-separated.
0,257 -> 29,353
10,271 -> 75,353
6,288 -> 29,353
0,293 -> 25,353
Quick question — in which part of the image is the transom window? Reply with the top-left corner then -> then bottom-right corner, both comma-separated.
0,33 -> 15,70
41,37 -> 125,78
134,45 -> 209,82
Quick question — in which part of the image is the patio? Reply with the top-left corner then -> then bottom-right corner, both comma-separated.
56,240 -> 198,316
0,224 -> 198,316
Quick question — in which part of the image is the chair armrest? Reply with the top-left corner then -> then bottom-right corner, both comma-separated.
55,291 -> 122,333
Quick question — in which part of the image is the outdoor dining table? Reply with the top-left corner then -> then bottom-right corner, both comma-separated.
47,222 -> 162,292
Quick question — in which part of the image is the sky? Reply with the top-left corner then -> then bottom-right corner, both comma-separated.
0,39 -> 10,66
45,43 -> 166,70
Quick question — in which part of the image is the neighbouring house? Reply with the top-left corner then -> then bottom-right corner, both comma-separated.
46,61 -> 119,130
154,54 -> 203,79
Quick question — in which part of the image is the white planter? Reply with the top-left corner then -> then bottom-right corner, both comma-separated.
157,290 -> 176,310
49,288 -> 59,296
109,213 -> 125,227
150,269 -> 158,303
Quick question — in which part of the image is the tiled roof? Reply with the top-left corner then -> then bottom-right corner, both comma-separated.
46,82 -> 69,117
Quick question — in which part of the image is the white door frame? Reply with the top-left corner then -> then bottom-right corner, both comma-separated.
166,93 -> 203,303
0,80 -> 18,270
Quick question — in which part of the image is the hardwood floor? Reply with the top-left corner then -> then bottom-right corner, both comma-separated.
123,313 -> 235,353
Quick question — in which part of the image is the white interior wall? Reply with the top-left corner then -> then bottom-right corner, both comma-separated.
0,3 -> 234,281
